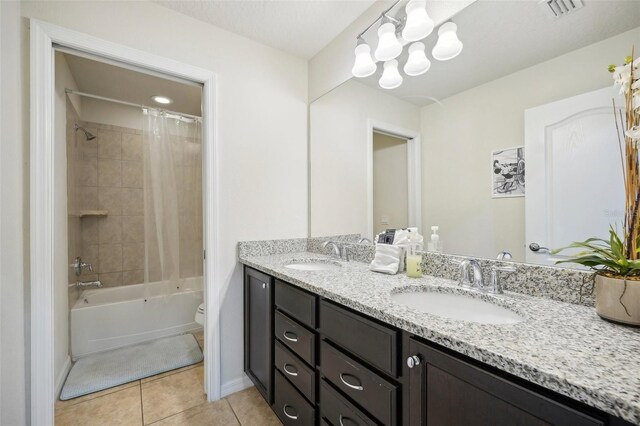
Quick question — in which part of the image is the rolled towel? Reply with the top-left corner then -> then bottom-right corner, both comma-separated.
370,243 -> 403,274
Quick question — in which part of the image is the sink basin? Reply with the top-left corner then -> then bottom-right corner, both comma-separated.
284,260 -> 341,271
391,291 -> 523,324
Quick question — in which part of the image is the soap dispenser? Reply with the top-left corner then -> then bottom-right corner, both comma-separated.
427,226 -> 443,252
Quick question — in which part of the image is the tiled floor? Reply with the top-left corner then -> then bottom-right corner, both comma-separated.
55,331 -> 281,425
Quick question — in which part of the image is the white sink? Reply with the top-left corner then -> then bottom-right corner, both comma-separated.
391,291 -> 523,324
284,260 -> 341,271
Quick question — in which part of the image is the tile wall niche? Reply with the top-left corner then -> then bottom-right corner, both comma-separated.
70,119 -> 146,291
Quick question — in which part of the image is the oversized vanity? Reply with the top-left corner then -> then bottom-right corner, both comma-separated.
239,239 -> 640,426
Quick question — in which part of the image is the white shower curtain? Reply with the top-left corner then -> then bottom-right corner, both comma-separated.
143,108 -> 202,293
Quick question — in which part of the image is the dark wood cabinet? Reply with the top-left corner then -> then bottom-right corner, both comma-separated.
407,338 -> 605,426
244,266 -> 630,426
244,267 -> 274,403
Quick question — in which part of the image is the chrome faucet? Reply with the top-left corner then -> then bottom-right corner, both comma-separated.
71,256 -> 93,276
358,237 -> 372,244
459,259 -> 483,290
322,240 -> 342,259
487,265 -> 516,294
76,280 -> 103,289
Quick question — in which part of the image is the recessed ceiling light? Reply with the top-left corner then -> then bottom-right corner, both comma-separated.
151,95 -> 173,105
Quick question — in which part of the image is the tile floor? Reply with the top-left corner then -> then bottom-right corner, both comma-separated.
55,331 -> 281,425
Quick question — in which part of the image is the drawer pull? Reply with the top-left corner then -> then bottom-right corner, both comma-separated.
283,363 -> 298,377
283,404 -> 298,420
283,331 -> 298,342
339,373 -> 364,391
339,415 -> 356,426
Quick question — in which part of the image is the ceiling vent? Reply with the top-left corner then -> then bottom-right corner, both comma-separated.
539,0 -> 584,19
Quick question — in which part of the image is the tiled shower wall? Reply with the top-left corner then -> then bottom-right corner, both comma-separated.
72,120 -> 146,289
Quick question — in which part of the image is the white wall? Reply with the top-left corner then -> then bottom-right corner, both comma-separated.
80,98 -> 143,130
0,1 -> 28,424
310,79 -> 420,237
2,1 -> 308,418
420,26 -> 640,262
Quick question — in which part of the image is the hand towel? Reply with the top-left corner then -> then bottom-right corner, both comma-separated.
370,243 -> 403,274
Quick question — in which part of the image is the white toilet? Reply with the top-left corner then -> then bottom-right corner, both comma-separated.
195,303 -> 204,325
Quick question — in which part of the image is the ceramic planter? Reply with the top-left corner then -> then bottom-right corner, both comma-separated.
595,274 -> 640,326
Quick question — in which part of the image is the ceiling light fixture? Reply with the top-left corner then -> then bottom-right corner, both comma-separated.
379,60 -> 403,90
402,0 -> 434,42
404,42 -> 431,76
151,95 -> 173,105
352,38 -> 377,78
351,2 -> 463,89
374,19 -> 402,62
432,22 -> 463,61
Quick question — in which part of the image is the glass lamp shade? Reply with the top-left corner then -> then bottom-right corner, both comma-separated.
403,42 -> 431,76
379,59 -> 403,89
375,22 -> 402,61
432,22 -> 463,61
351,43 -> 377,78
402,0 -> 434,42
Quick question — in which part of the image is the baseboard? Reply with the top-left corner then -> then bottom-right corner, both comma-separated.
221,374 -> 253,397
55,356 -> 72,399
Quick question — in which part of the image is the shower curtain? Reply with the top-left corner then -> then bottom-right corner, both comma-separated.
143,108 -> 202,293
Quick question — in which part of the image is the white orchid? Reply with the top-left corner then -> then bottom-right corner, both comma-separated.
626,125 -> 640,141
612,64 -> 632,94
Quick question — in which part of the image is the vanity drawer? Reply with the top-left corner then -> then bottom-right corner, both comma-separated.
320,380 -> 377,426
275,340 -> 316,403
275,310 -> 316,366
275,280 -> 317,328
319,300 -> 399,377
320,341 -> 398,425
274,370 -> 315,426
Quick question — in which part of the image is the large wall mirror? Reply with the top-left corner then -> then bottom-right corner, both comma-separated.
309,0 -> 640,267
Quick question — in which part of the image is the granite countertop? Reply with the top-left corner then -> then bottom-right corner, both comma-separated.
239,251 -> 640,424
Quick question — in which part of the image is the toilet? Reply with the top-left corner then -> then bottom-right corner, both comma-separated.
195,303 -> 204,325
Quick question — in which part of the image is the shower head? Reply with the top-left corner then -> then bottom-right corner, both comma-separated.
74,124 -> 96,141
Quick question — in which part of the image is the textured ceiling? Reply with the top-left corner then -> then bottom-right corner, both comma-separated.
155,0 -> 378,59
63,53 -> 202,116
355,0 -> 640,106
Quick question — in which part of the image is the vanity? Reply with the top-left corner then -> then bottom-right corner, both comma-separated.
239,242 -> 640,426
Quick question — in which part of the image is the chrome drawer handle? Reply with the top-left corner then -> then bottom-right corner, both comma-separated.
339,373 -> 363,391
283,404 -> 298,420
339,415 -> 355,426
283,363 -> 298,377
283,331 -> 298,342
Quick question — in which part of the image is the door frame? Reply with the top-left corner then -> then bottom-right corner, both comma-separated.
366,119 -> 422,240
30,19 -> 221,424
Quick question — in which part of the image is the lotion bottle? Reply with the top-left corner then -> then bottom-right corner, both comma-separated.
427,226 -> 443,252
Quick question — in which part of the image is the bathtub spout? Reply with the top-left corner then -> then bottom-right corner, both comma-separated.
76,280 -> 103,288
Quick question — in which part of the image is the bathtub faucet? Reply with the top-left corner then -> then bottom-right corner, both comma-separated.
76,280 -> 103,289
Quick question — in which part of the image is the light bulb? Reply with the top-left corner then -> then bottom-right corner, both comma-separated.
402,0 -> 434,42
375,22 -> 402,62
351,42 -> 377,78
432,22 -> 463,61
403,42 -> 431,76
379,59 -> 403,90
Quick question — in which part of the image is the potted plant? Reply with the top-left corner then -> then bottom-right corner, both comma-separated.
553,50 -> 640,326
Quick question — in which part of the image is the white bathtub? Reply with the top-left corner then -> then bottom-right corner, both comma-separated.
71,277 -> 203,358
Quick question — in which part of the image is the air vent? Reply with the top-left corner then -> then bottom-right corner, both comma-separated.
539,0 -> 584,18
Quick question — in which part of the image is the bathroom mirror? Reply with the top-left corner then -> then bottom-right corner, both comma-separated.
309,0 -> 640,266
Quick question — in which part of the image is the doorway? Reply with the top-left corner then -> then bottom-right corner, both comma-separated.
30,19 -> 220,424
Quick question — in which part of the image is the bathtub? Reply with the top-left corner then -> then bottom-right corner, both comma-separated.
71,277 -> 203,358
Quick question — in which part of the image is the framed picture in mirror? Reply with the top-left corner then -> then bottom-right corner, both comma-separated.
492,146 -> 525,198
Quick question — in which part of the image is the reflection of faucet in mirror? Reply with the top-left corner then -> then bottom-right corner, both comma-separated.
322,241 -> 341,259
496,251 -> 512,261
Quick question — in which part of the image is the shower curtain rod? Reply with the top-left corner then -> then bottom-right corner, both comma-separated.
64,88 -> 202,121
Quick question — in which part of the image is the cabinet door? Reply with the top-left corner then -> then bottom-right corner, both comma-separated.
407,339 -> 604,426
244,267 -> 273,403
